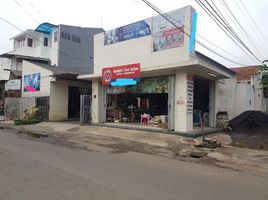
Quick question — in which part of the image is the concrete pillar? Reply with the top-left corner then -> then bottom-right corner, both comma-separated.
91,79 -> 101,123
209,81 -> 216,128
174,71 -> 193,132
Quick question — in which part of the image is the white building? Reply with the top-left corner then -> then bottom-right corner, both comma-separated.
79,5 -> 236,134
231,66 -> 267,115
1,23 -> 103,121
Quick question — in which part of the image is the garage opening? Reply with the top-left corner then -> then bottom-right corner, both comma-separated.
68,86 -> 80,119
193,77 -> 210,127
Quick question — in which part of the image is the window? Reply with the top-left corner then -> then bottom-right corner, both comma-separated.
61,31 -> 71,40
27,38 -> 33,47
44,37 -> 48,46
72,34 -> 81,44
54,31 -> 58,42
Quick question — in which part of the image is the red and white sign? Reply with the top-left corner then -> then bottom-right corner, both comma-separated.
102,63 -> 140,85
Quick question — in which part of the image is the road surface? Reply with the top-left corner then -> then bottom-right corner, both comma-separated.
0,129 -> 267,200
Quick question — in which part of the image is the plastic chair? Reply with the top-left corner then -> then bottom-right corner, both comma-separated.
140,114 -> 150,125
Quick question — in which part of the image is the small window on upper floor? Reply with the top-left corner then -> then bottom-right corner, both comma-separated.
54,31 -> 58,42
44,37 -> 48,46
72,34 -> 81,44
27,38 -> 33,47
61,31 -> 71,40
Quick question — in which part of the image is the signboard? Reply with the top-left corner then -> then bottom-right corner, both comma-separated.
187,76 -> 194,113
5,79 -> 21,91
104,20 -> 151,45
24,73 -> 41,92
152,8 -> 185,52
102,63 -> 140,86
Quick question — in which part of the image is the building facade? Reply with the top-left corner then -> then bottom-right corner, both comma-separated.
1,23 -> 103,120
79,5 -> 236,133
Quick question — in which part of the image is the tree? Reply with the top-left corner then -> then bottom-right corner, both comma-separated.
258,63 -> 268,97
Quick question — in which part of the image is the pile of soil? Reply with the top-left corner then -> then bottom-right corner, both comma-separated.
229,111 -> 268,134
229,111 -> 268,150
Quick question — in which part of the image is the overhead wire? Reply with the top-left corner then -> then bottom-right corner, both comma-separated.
236,0 -> 268,52
140,0 -> 247,66
13,0 -> 39,24
132,0 -> 246,63
209,0 -> 266,60
23,0 -> 46,20
195,0 -> 257,64
214,0 -> 264,60
195,0 -> 262,64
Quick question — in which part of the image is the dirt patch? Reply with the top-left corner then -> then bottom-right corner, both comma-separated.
229,111 -> 268,150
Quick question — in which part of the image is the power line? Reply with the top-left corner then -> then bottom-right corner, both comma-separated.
214,0 -> 264,60
140,0 -> 247,66
195,0 -> 262,64
209,0 -> 266,59
23,0 -> 46,20
237,0 -> 268,51
13,0 -> 39,24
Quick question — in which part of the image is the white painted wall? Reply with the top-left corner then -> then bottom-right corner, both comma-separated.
13,30 -> 52,60
49,82 -> 68,121
91,79 -> 101,123
174,70 -> 193,132
215,77 -> 236,119
51,27 -> 59,65
0,58 -> 11,80
22,61 -> 53,97
94,6 -> 193,74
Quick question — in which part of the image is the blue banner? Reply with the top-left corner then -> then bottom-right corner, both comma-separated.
105,20 -> 151,45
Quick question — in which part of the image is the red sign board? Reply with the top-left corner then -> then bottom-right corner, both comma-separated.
102,63 -> 140,85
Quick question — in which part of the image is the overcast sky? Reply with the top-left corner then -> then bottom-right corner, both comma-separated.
1,0 -> 268,68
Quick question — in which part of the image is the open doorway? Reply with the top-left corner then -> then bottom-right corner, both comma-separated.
68,86 -> 80,119
193,77 -> 210,127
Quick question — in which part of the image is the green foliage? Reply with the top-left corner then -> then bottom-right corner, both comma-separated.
258,65 -> 268,96
13,106 -> 41,125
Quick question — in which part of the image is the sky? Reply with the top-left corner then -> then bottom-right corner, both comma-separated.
1,0 -> 268,68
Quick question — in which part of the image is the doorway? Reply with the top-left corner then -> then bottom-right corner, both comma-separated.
193,77 -> 210,126
68,86 -> 80,119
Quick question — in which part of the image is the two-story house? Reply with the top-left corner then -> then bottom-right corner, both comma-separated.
1,22 -> 104,121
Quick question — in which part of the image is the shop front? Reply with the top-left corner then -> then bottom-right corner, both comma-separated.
100,63 -> 173,130
105,76 -> 170,129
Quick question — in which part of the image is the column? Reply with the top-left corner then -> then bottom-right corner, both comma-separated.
174,70 -> 193,132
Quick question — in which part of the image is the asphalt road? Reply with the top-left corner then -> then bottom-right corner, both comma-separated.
0,129 -> 267,200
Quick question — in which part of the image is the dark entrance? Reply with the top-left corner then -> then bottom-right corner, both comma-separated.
193,77 -> 210,126
68,86 -> 80,119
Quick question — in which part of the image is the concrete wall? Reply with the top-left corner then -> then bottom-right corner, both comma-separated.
49,80 -> 91,121
13,30 -> 52,60
234,76 -> 267,116
0,58 -> 11,81
215,77 -> 236,119
5,97 -> 36,120
51,27 -> 59,65
49,82 -> 68,121
174,70 -> 193,132
94,6 -> 193,75
22,61 -> 53,98
58,25 -> 104,73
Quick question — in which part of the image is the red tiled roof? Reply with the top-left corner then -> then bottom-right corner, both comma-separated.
230,66 -> 258,81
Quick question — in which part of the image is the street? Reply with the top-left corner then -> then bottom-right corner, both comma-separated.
0,129 -> 268,200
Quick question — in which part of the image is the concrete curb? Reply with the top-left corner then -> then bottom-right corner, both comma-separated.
90,123 -> 223,138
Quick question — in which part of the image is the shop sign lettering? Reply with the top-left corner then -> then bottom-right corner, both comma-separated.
102,63 -> 140,85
